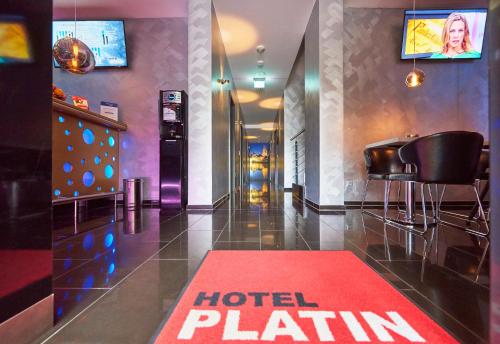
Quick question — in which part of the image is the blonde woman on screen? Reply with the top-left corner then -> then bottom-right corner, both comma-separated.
431,13 -> 480,59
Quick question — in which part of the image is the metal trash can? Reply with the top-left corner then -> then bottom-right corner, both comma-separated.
123,178 -> 143,209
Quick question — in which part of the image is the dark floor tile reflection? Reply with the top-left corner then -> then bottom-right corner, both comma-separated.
40,182 -> 490,344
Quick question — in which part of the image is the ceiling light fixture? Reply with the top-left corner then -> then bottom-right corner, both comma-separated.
254,45 -> 266,89
52,0 -> 95,74
405,0 -> 425,88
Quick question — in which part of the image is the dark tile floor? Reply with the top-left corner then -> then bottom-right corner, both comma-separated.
37,182 -> 489,343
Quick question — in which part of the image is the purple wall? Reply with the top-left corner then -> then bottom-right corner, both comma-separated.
54,18 -> 188,201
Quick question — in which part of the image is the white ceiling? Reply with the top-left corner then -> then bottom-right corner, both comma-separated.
213,0 -> 315,142
53,0 -> 188,19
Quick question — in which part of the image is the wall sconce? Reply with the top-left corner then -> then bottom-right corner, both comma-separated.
217,78 -> 230,85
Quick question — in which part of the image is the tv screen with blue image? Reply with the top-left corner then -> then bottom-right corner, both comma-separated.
402,9 -> 487,60
53,20 -> 127,68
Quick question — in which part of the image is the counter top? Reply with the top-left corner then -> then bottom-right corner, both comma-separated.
52,98 -> 127,131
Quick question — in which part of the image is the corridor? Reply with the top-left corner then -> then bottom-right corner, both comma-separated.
39,183 -> 489,343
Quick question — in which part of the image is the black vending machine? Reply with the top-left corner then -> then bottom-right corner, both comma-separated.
159,90 -> 188,208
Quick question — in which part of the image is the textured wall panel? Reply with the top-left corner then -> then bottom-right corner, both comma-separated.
54,18 -> 188,201
343,8 -> 489,202
284,41 -> 306,189
211,6 -> 232,203
319,0 -> 344,206
489,1 -> 499,342
304,0 -> 321,204
188,0 -> 213,206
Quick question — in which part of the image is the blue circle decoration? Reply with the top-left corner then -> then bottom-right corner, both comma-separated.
97,186 -> 102,191
63,258 -> 72,270
107,263 -> 115,275
78,121 -> 83,128
104,233 -> 114,248
58,116 -> 65,123
57,307 -> 63,318
67,179 -> 74,186
81,159 -> 85,165
111,187 -> 115,192
82,234 -> 94,250
100,141 -> 104,147
54,189 -> 61,197
65,129 -> 71,136
74,191 -> 79,197
82,275 -> 94,289
105,152 -> 109,157
112,156 -> 116,162
83,129 -> 95,145
67,145 -> 73,152
63,162 -> 73,173
106,129 -> 110,134
94,155 -> 101,165
104,165 -> 114,179
83,171 -> 95,187
108,136 -> 115,147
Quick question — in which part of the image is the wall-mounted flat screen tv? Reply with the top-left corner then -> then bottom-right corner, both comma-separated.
53,20 -> 127,68
402,9 -> 487,60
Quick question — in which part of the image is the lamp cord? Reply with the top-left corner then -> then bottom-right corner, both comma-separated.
74,0 -> 77,38
412,0 -> 416,71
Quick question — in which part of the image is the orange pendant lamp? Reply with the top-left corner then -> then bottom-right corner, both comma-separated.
52,0 -> 95,74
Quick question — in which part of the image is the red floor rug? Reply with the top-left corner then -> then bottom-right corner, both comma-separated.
154,251 -> 458,343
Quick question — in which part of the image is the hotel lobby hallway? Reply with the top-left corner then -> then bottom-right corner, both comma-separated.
38,182 -> 489,343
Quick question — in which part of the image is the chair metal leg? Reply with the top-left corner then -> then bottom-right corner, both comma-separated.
427,184 -> 436,221
384,180 -> 392,222
421,183 -> 428,233
473,185 -> 490,236
361,179 -> 370,211
396,181 -> 402,213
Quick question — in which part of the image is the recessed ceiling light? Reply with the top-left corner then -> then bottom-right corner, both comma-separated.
259,122 -> 276,131
236,90 -> 259,103
259,97 -> 282,109
218,15 -> 258,55
244,135 -> 258,139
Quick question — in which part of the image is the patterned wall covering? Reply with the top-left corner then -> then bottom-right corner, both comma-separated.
52,112 -> 120,198
304,0 -> 321,205
211,5 -> 232,204
304,0 -> 345,207
343,8 -> 489,202
54,18 -> 188,201
284,41 -> 306,189
489,1 -> 499,341
187,0 -> 213,206
319,0 -> 344,206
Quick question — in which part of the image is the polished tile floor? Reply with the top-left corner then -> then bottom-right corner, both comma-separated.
37,182 -> 489,343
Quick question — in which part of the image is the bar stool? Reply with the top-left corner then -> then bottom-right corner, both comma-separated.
399,131 -> 488,235
362,147 -> 408,220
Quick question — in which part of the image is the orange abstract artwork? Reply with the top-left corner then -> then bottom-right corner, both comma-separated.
0,21 -> 31,62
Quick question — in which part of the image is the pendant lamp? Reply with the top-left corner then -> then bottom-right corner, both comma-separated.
405,0 -> 424,88
53,0 -> 95,74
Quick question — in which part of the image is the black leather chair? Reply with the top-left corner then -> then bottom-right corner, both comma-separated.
362,147 -> 411,220
399,131 -> 488,235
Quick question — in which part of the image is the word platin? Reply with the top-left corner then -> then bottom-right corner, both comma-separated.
176,292 -> 426,342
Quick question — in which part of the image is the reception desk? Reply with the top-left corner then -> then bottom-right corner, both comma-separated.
52,98 -> 127,201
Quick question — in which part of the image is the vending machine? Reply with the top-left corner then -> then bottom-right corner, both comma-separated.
159,90 -> 188,208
